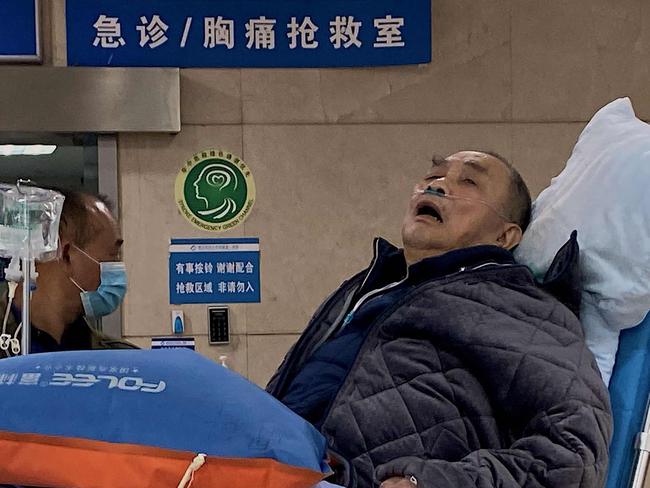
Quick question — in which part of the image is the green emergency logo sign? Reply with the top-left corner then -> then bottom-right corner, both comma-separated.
175,149 -> 256,232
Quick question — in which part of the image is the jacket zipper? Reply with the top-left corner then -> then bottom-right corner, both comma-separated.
268,243 -> 383,397
341,262 -> 508,328
341,268 -> 410,329
342,260 -> 511,329
309,238 -> 384,353
461,261 -> 505,272
357,239 -> 381,292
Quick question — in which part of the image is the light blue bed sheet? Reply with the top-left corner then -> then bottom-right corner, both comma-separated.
606,312 -> 650,488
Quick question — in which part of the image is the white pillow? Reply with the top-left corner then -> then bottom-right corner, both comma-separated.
515,97 -> 650,385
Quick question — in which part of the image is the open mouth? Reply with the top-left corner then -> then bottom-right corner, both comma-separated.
415,201 -> 444,223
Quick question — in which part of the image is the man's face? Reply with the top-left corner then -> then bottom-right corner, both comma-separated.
67,200 -> 123,294
401,151 -> 515,258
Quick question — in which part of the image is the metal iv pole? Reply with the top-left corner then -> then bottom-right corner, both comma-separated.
16,179 -> 32,356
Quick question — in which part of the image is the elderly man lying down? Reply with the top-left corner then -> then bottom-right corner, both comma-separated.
268,150 -> 612,488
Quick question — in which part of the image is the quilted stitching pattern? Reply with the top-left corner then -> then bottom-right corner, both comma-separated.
321,267 -> 611,488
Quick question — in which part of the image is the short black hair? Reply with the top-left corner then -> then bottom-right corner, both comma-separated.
47,188 -> 115,248
478,151 -> 532,232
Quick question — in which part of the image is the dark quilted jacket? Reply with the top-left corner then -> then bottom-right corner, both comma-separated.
268,237 -> 612,488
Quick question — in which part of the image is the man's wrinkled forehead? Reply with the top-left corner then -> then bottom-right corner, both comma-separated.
432,151 -> 498,173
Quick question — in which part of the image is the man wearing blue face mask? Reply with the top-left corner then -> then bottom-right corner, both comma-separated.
0,190 -> 136,357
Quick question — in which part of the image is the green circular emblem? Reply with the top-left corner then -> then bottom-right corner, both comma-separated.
175,149 -> 256,232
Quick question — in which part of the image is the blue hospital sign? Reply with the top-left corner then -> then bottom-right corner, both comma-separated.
65,0 -> 431,68
0,0 -> 40,61
169,238 -> 260,304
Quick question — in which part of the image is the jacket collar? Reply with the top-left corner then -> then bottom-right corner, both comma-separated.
537,231 -> 581,316
369,234 -> 582,316
360,238 -> 515,295
408,242 -> 515,284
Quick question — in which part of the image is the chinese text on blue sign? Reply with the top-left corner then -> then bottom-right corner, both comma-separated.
66,0 -> 431,67
0,0 -> 40,61
169,238 -> 260,304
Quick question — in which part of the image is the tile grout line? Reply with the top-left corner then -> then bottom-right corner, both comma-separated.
179,120 -> 595,128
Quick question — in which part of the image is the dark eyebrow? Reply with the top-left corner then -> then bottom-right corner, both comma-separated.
431,154 -> 448,167
464,160 -> 488,174
430,155 -> 489,175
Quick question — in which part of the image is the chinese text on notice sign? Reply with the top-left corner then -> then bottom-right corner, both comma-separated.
66,0 -> 431,67
169,238 -> 261,305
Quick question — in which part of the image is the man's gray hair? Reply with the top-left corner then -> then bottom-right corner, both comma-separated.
479,150 -> 532,231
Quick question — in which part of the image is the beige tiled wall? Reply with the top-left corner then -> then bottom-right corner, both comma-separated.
511,0 -> 650,121
116,0 -> 650,386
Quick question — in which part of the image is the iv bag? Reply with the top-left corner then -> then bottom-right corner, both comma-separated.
0,183 -> 65,261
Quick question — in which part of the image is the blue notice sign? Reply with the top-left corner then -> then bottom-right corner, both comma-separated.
169,238 -> 261,305
0,0 -> 40,61
66,0 -> 431,68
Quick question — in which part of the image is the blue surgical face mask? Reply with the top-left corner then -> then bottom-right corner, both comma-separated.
69,245 -> 128,318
